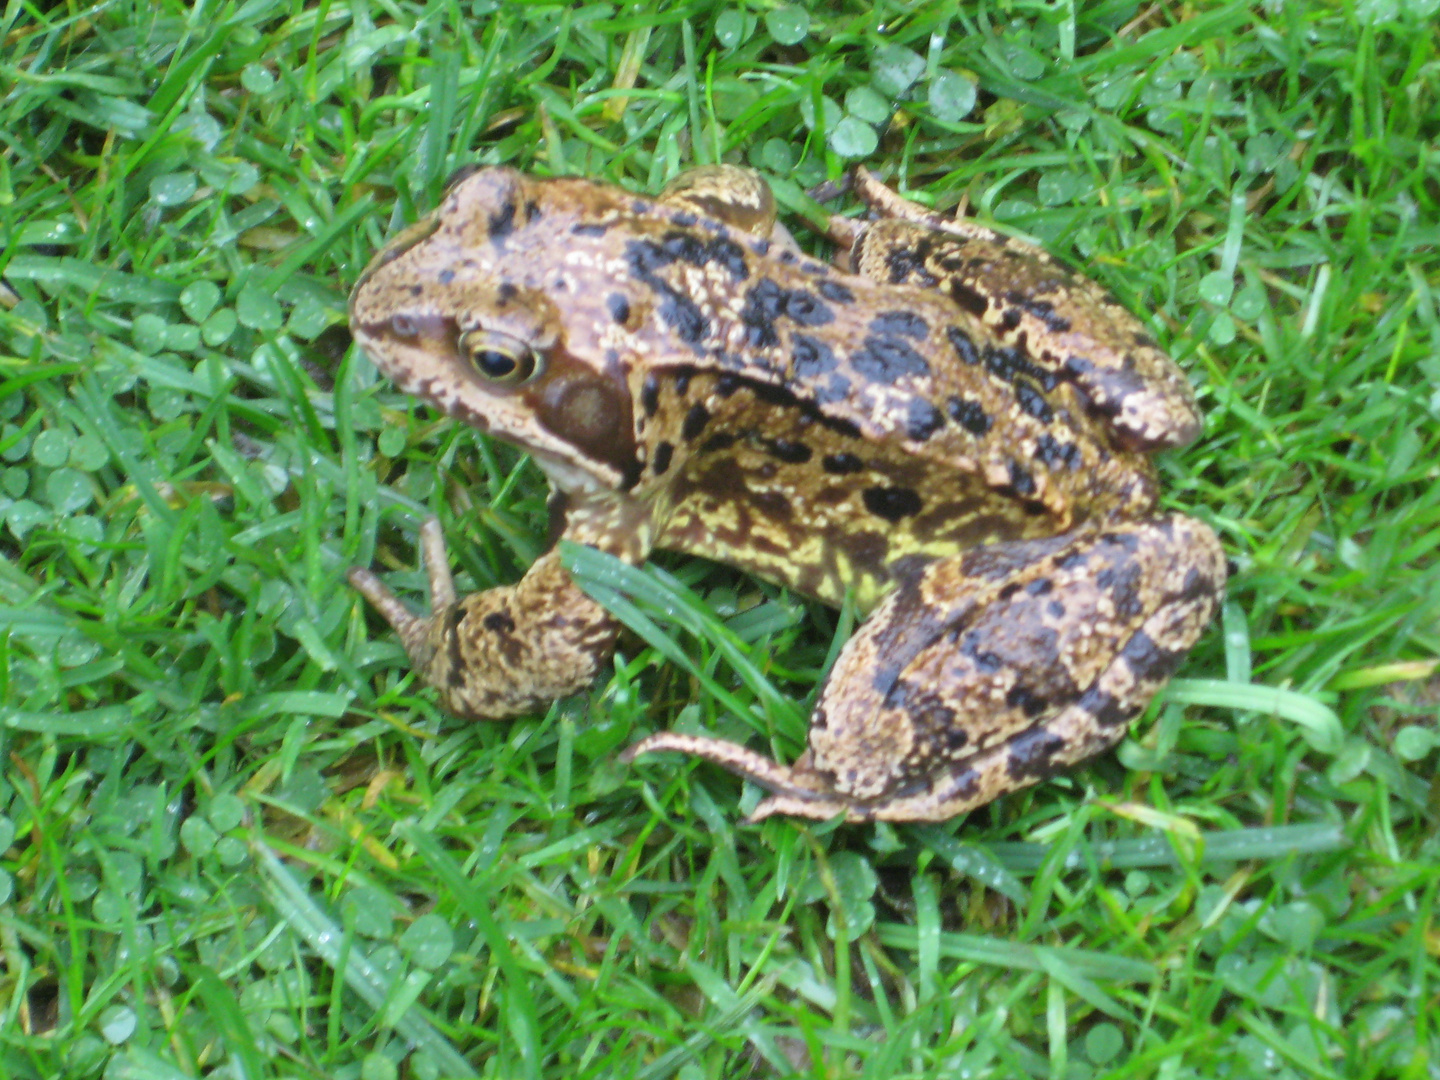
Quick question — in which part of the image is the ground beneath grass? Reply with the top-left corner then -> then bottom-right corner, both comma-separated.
3,2 -> 1438,1078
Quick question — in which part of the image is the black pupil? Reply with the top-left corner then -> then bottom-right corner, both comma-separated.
474,349 -> 519,379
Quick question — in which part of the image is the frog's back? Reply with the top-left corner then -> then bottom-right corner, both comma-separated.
353,167 -> 1170,608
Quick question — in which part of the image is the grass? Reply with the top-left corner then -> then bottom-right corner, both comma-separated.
3,1 -> 1438,1077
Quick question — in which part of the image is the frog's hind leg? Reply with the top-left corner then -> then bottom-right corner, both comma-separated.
770,513 -> 1226,822
626,514 -> 1224,824
349,518 -> 617,721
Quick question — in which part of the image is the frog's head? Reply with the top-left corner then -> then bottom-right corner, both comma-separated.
349,168 -> 640,495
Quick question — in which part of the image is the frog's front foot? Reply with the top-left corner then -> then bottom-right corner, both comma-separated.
350,518 -> 618,720
624,515 -> 1225,823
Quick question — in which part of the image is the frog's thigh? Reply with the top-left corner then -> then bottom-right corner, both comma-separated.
351,534 -> 617,721
795,514 -> 1225,822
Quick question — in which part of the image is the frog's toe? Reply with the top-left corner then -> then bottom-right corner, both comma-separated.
348,515 -> 457,656
348,565 -> 430,655
624,732 -> 860,819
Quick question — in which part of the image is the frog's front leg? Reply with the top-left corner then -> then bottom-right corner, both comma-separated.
624,514 -> 1224,823
350,518 -> 617,720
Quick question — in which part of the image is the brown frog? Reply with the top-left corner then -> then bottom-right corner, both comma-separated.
347,164 -> 1224,823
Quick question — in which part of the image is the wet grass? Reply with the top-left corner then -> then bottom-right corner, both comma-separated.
2,1 -> 1438,1077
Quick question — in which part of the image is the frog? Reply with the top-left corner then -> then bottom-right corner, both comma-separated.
347,163 -> 1225,823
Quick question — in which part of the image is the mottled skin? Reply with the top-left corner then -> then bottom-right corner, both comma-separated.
348,165 -> 1225,823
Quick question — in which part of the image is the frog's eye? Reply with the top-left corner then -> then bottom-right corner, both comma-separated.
459,329 -> 542,386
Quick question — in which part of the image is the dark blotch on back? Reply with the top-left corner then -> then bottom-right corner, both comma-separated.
783,288 -> 834,327
870,310 -> 929,338
625,238 -> 710,348
487,200 -> 517,243
681,403 -> 710,442
1014,381 -> 1054,422
946,395 -> 991,436
1005,726 -> 1068,782
652,441 -> 674,476
661,229 -> 749,280
765,438 -> 812,464
823,452 -> 864,474
740,279 -> 835,348
946,326 -> 980,365
905,399 -> 944,442
1005,683 -> 1049,718
1006,292 -> 1072,334
658,291 -> 706,343
1077,684 -> 1135,727
984,345 -> 1059,391
947,280 -> 989,317
818,280 -> 855,304
882,238 -> 937,286
810,371 -> 852,406
1119,629 -> 1181,678
571,221 -> 608,237
740,279 -> 786,348
619,458 -> 645,491
607,293 -> 631,325
1006,460 -> 1037,497
1034,433 -> 1082,469
863,485 -> 923,522
960,630 -> 1003,673
483,611 -> 516,634
852,335 -> 930,384
792,334 -> 837,379
640,374 -> 660,416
